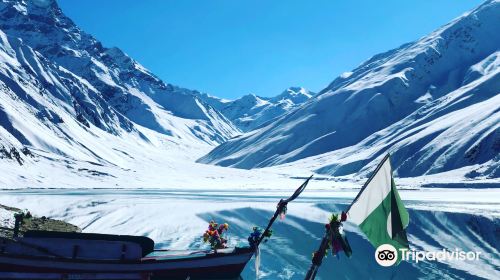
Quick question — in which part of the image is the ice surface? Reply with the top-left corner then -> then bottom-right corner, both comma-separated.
1,189 -> 498,279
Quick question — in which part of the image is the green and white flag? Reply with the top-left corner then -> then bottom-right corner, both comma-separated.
347,154 -> 409,252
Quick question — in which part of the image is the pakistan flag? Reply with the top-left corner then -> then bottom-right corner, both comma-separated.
347,154 -> 409,252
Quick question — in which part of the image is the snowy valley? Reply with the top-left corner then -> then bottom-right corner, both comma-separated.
0,0 -> 497,189
0,0 -> 498,279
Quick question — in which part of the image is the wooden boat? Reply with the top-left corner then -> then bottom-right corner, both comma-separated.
0,176 -> 312,279
0,231 -> 253,279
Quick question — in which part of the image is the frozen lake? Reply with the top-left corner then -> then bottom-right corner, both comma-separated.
1,188 -> 499,279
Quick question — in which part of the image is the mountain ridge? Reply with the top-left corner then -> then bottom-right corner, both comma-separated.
199,0 -> 500,180
0,0 -> 239,149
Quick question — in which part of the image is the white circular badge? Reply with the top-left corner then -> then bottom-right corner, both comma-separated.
375,244 -> 398,267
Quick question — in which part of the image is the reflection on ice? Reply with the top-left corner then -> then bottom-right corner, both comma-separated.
0,189 -> 498,279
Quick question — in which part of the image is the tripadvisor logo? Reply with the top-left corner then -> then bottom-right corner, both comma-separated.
375,244 -> 482,266
375,244 -> 398,266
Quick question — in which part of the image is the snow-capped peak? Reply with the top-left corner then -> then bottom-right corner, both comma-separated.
237,93 -> 270,107
271,87 -> 312,104
5,0 -> 58,16
195,87 -> 313,132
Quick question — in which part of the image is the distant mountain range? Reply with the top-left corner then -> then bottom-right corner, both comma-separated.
199,0 -> 499,180
196,87 -> 313,132
0,0 -> 498,185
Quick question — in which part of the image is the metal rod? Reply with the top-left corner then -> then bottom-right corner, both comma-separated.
256,200 -> 283,247
304,232 -> 330,280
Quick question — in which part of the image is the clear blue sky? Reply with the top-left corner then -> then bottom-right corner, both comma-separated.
58,0 -> 483,99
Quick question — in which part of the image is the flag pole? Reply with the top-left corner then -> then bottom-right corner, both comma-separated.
344,153 -> 390,213
304,215 -> 350,280
305,154 -> 391,280
251,175 -> 313,279
256,175 -> 313,247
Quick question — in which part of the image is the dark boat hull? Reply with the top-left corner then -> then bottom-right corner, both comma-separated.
0,247 -> 254,280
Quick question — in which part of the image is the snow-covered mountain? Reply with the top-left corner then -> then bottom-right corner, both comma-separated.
0,0 -> 242,169
199,0 -> 500,180
0,0 -> 238,148
196,87 -> 313,132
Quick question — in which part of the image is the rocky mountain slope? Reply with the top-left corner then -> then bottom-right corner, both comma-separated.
0,0 -> 239,147
199,0 -> 500,180
0,0 -> 240,169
